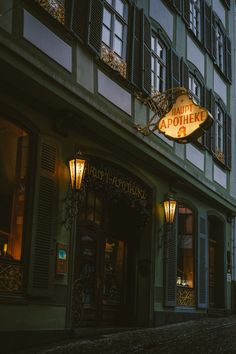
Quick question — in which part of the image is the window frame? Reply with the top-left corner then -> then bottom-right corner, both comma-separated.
102,0 -> 128,60
151,33 -> 167,94
189,0 -> 201,40
176,203 -> 195,291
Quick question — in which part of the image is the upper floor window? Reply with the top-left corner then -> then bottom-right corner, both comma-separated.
215,103 -> 224,154
0,117 -> 30,261
102,0 -> 127,59
216,24 -> 224,71
151,35 -> 166,93
188,74 -> 201,104
189,0 -> 201,39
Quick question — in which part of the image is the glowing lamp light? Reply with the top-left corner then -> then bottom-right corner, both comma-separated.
69,152 -> 87,191
163,193 -> 177,224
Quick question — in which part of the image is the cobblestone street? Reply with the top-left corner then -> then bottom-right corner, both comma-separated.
10,316 -> 236,354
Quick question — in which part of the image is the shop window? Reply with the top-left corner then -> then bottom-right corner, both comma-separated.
101,0 -> 128,78
151,35 -> 167,94
189,0 -> 201,40
0,117 -> 29,261
177,205 -> 195,290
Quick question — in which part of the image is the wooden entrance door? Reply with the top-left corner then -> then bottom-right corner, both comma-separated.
72,226 -> 128,327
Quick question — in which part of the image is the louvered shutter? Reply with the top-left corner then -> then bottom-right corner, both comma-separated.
225,36 -> 232,82
197,212 -> 208,309
181,58 -> 189,89
182,0 -> 190,26
88,0 -> 103,56
204,2 -> 212,55
201,86 -> 207,148
28,137 -> 58,297
225,114 -> 232,169
205,88 -> 215,151
72,0 -> 90,42
170,49 -> 180,88
164,225 -> 177,307
129,5 -> 142,89
142,13 -> 151,95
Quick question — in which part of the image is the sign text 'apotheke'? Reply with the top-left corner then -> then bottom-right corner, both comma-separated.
157,94 -> 211,143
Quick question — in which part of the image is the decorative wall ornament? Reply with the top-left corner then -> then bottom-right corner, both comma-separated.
101,43 -> 127,78
0,263 -> 23,292
176,286 -> 195,307
215,149 -> 225,164
35,0 -> 65,24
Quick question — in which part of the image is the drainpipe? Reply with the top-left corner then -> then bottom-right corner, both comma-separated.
231,218 -> 236,312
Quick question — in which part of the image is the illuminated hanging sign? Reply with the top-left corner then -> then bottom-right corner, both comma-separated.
157,94 -> 213,143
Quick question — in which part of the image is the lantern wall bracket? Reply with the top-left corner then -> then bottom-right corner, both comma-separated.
135,87 -> 192,136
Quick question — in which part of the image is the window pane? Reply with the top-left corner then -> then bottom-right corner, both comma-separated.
0,117 -> 29,260
114,36 -> 122,56
102,26 -> 111,46
103,8 -> 112,28
115,0 -> 124,17
105,0 -> 112,4
177,206 -> 194,289
151,36 -> 155,51
115,19 -> 123,39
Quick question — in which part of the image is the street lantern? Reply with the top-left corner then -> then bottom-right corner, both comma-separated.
163,193 -> 177,224
69,152 -> 87,191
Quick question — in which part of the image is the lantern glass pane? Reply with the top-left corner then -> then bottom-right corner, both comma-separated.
69,158 -> 86,190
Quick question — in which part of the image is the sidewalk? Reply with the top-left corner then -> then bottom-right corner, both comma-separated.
9,315 -> 236,354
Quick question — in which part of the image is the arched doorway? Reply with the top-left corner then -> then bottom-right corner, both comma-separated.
71,159 -> 151,327
208,215 -> 225,308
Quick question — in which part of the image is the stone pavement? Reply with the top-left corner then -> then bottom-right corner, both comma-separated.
10,315 -> 236,354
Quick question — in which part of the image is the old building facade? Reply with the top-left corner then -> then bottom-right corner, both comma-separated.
0,0 -> 236,351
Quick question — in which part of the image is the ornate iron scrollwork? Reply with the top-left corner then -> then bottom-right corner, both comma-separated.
35,0 -> 65,24
176,286 -> 195,307
101,43 -> 127,78
0,263 -> 23,292
135,87 -> 189,136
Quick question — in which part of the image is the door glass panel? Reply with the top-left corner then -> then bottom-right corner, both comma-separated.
103,238 -> 125,304
80,235 -> 97,305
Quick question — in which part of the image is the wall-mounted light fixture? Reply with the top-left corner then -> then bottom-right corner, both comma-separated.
69,152 -> 87,191
63,151 -> 87,230
65,150 -> 87,329
163,193 -> 177,224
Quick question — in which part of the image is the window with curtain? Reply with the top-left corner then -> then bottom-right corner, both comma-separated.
177,205 -> 195,289
151,35 -> 166,94
0,117 -> 29,261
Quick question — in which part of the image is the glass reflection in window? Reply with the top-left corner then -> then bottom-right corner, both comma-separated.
103,239 -> 125,304
0,117 -> 29,260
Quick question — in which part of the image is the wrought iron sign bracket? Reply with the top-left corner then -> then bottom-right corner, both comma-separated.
134,87 -> 213,144
135,87 -> 189,136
